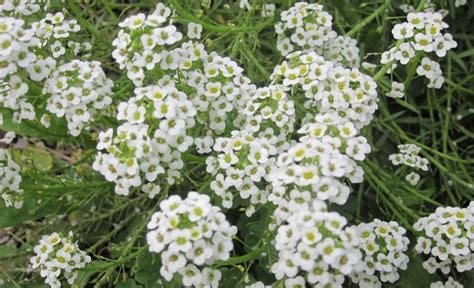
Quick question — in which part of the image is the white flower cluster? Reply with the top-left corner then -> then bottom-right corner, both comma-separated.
269,129 -> 370,226
414,202 -> 474,275
97,36 -> 257,196
43,60 -> 113,136
271,52 -> 378,129
93,78 -> 192,197
275,3 -> 360,68
431,277 -> 464,288
238,85 -> 295,138
271,201 -> 362,287
350,219 -> 410,288
265,52 -> 376,225
29,232 -> 91,288
0,148 -> 23,208
112,3 -> 183,86
31,12 -> 82,58
389,144 -> 429,186
177,43 -> 255,135
0,11 -> 87,124
0,16 -> 38,122
275,2 -> 336,56
322,36 -> 361,68
0,0 -> 40,16
207,130 -> 279,216
382,11 -> 457,89
146,192 -> 237,287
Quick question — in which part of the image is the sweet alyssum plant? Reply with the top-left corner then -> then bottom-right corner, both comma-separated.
0,0 -> 473,287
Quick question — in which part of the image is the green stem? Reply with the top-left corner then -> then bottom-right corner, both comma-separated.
346,2 -> 389,37
214,245 -> 267,267
170,0 -> 273,34
68,0 -> 104,41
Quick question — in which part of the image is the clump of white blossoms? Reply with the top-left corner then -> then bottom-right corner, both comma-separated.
207,130 -> 280,216
414,202 -> 474,275
269,124 -> 371,226
275,2 -> 336,56
323,35 -> 361,68
0,148 -> 23,209
43,60 -> 113,136
0,0 -> 40,16
0,11 -> 87,124
350,219 -> 410,288
237,85 -> 296,139
121,38 -> 256,135
0,16 -> 39,122
146,192 -> 237,287
271,200 -> 361,287
271,51 -> 378,129
29,232 -> 91,288
275,3 -> 361,68
382,11 -> 457,89
112,3 -> 183,86
430,277 -> 464,288
96,38 -> 257,196
389,144 -> 429,186
31,12 -> 84,58
176,41 -> 255,135
93,78 -> 194,197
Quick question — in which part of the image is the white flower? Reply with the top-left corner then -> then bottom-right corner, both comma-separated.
405,171 -> 421,185
394,43 -> 415,65
386,82 -> 405,98
261,4 -> 276,17
187,23 -> 203,39
392,23 -> 414,39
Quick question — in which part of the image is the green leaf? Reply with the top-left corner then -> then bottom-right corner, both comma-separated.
0,108 -> 68,142
398,253 -> 440,287
116,279 -> 142,288
449,51 -> 468,74
394,98 -> 420,114
0,193 -> 68,228
133,250 -> 163,288
456,48 -> 474,58
11,145 -> 53,172
0,108 -> 94,147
